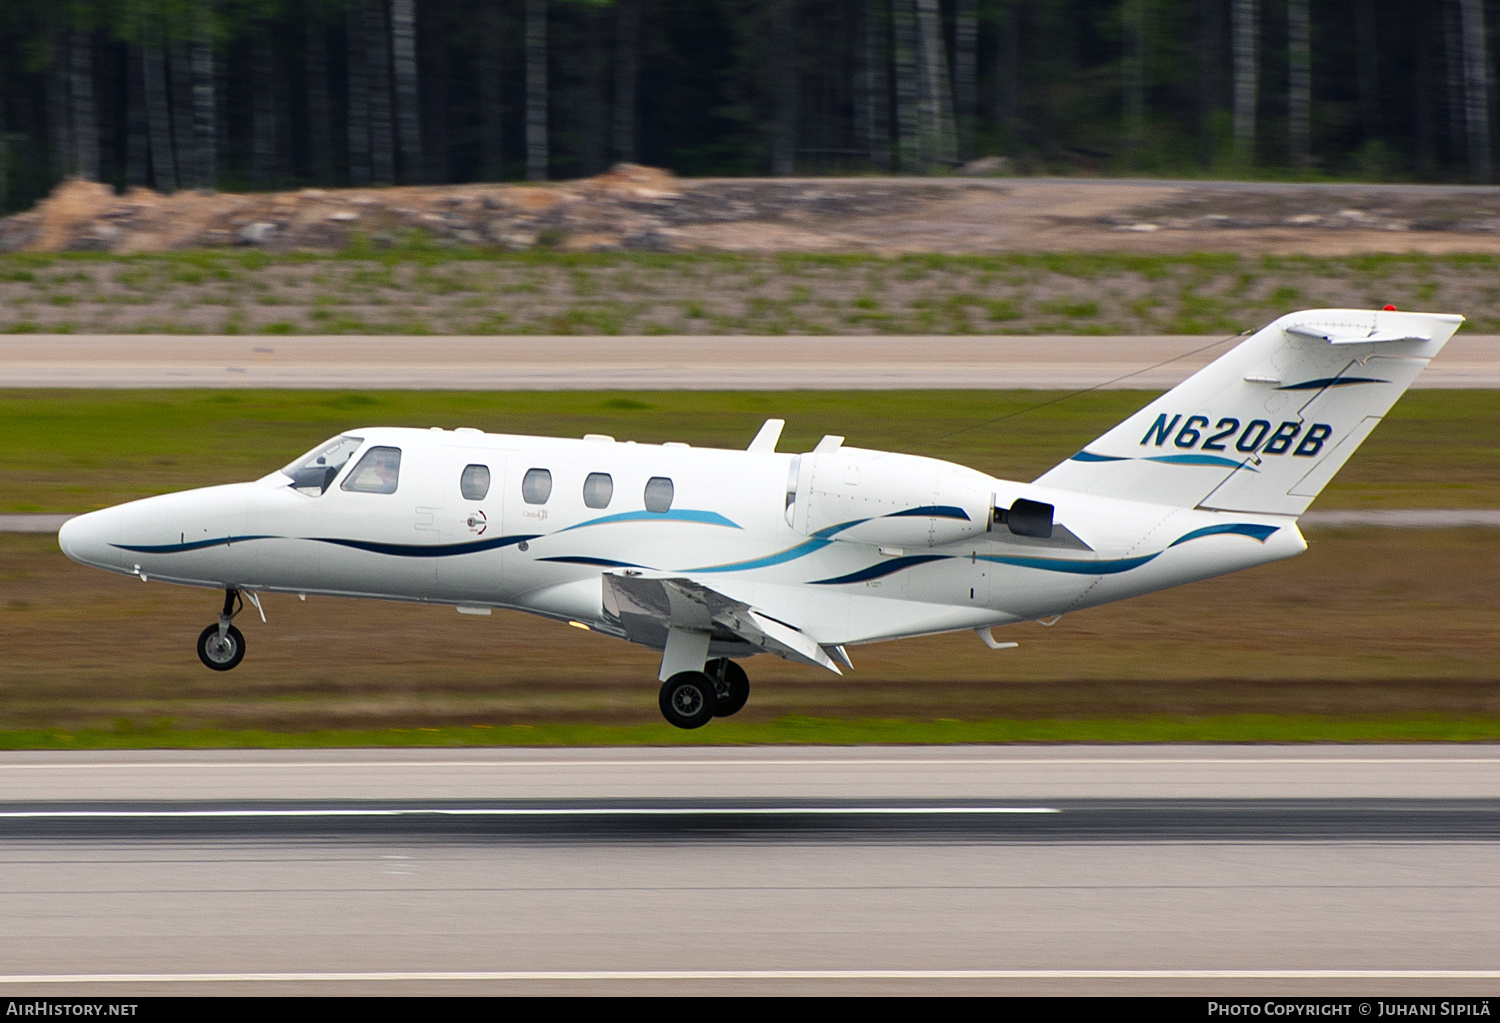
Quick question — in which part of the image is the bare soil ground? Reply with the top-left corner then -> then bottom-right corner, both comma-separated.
10,170 -> 1500,258
2,528 -> 1497,732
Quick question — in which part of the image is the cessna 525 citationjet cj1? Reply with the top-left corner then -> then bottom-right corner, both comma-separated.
59,309 -> 1462,728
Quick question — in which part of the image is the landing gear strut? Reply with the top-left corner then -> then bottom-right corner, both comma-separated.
658,658 -> 750,729
705,658 -> 749,718
196,588 -> 246,672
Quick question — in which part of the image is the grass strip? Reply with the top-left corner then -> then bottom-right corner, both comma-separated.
5,715 -> 1500,750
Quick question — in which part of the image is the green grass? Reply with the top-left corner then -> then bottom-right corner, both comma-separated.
2,388 -> 1496,513
5,715 -> 1499,749
3,250 -> 1497,334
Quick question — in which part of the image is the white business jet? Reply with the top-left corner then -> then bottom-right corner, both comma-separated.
59,309 -> 1461,728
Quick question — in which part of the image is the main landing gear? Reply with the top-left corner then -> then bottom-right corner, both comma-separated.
658,657 -> 750,730
196,588 -> 246,672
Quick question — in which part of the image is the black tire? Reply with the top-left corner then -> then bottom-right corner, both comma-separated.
705,657 -> 750,717
659,671 -> 718,729
197,623 -> 246,672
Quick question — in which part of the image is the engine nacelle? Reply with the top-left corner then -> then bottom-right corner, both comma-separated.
787,448 -> 994,548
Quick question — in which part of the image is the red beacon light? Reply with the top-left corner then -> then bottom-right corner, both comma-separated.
1383,304 -> 1398,311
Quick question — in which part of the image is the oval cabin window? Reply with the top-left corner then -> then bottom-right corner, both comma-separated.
521,467 -> 552,504
583,472 -> 614,509
460,464 -> 490,501
644,476 -> 674,513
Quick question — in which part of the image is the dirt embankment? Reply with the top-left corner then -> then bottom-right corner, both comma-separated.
9,168 -> 1500,257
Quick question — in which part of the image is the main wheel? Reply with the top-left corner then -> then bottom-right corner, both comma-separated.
659,671 -> 718,729
705,657 -> 750,717
197,623 -> 246,672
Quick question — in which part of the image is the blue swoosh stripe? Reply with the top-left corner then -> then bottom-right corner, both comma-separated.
1276,376 -> 1389,390
688,537 -> 833,574
978,552 -> 1160,575
311,534 -> 538,558
558,509 -> 741,532
1144,454 -> 1253,469
885,505 -> 971,521
538,556 -> 649,568
1169,523 -> 1280,546
1070,450 -> 1128,463
112,535 -> 275,553
809,555 -> 948,585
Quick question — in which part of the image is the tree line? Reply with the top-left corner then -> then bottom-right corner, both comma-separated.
0,1 -> 1494,213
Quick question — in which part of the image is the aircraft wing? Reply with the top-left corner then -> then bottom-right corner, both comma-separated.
601,570 -> 842,674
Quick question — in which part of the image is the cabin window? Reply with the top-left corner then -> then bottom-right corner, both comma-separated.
521,468 -> 552,504
460,464 -> 491,501
583,472 -> 614,509
643,476 -> 674,513
340,446 -> 402,494
282,435 -> 364,496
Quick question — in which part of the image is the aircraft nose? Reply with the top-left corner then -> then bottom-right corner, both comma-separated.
57,508 -> 121,568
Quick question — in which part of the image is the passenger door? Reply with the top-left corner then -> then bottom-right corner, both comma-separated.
435,446 -> 506,601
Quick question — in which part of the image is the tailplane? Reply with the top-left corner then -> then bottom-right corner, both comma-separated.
1033,309 -> 1464,516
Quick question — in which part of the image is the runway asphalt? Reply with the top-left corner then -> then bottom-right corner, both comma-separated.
2,332 -> 1496,389
1,747 -> 1496,995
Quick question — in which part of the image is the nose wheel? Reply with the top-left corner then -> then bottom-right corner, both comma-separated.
197,588 -> 247,672
197,623 -> 246,671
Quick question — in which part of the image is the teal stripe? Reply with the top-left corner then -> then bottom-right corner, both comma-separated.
558,508 -> 741,532
688,538 -> 832,573
979,552 -> 1160,575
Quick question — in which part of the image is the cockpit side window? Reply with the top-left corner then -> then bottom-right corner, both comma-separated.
283,435 -> 364,496
341,446 -> 403,494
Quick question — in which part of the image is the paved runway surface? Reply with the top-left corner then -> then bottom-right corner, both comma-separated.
1,747 -> 1497,995
3,333 -> 1497,389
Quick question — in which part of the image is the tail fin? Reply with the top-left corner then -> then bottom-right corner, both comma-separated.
1033,309 -> 1464,516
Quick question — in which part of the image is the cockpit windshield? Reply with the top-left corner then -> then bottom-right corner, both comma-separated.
281,435 -> 364,495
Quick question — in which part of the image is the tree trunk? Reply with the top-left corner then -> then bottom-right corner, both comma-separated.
995,0 -> 1018,142
1355,1 -> 1382,145
913,0 -> 955,168
953,0 -> 976,160
305,8 -> 332,185
366,0 -> 395,184
581,6 -> 608,175
49,36 -> 71,186
1287,0 -> 1310,168
69,30 -> 98,180
1445,0 -> 1466,164
1416,3 -> 1438,173
142,27 -> 177,191
1123,0 -> 1146,153
526,0 -> 548,181
347,0 -> 371,186
252,29 -> 276,187
478,3 -> 503,181
126,42 -> 149,188
769,0 -> 796,175
892,0 -> 920,171
169,42 -> 194,186
390,0 -> 421,183
191,15 -> 216,189
421,0 -> 450,184
1460,0 -> 1491,181
613,0 -> 639,164
1231,0 -> 1257,167
859,0 -> 890,170
1198,0 -> 1222,166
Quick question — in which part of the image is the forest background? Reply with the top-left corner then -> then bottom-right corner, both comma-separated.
0,0 -> 1496,217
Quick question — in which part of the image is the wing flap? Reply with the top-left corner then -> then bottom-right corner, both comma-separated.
601,571 -> 841,674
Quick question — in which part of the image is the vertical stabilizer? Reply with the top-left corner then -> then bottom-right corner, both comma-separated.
1033,309 -> 1464,515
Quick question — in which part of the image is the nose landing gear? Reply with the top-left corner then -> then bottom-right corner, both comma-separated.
196,589 -> 246,672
